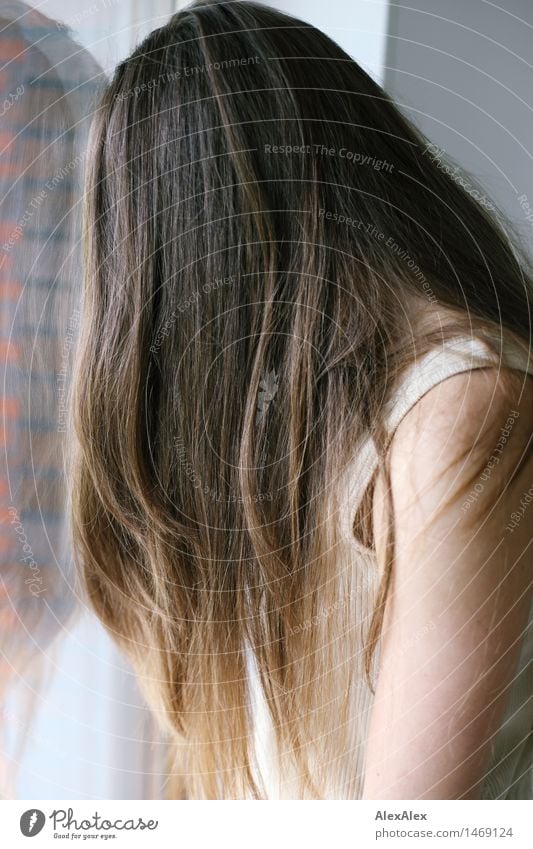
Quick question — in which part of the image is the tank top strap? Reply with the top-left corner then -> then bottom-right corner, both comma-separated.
384,332 -> 533,437
336,333 -> 533,548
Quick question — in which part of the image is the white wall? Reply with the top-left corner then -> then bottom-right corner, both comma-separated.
266,0 -> 389,83
384,0 -> 533,246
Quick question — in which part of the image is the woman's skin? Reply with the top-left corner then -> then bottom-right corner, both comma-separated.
363,369 -> 533,799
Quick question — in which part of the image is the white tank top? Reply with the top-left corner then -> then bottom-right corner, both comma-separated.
247,332 -> 533,799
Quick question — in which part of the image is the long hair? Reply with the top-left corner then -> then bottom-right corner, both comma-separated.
72,0 -> 532,798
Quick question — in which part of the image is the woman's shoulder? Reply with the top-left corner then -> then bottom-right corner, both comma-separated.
335,308 -> 533,550
390,364 -> 533,484
365,363 -> 533,800
383,301 -> 533,441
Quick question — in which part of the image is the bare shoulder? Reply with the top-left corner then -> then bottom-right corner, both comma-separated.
364,367 -> 533,800
390,367 -> 533,499
372,367 -> 533,556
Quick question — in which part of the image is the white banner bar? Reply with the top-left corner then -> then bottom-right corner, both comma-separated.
1,800 -> 531,848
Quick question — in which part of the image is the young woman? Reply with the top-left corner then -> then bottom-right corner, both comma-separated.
72,0 -> 533,799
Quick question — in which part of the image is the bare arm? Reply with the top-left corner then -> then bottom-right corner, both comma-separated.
362,368 -> 533,800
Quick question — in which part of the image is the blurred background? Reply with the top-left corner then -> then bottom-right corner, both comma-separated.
0,0 -> 532,799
